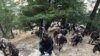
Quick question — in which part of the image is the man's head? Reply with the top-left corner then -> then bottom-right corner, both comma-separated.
42,33 -> 48,40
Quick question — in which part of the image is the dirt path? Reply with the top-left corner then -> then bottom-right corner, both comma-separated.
8,31 -> 100,56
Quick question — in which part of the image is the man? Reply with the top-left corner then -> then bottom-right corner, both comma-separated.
55,33 -> 67,51
71,33 -> 83,46
0,38 -> 19,56
88,31 -> 100,44
93,40 -> 100,53
39,34 -> 53,56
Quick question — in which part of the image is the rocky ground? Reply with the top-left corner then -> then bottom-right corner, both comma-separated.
0,31 -> 100,56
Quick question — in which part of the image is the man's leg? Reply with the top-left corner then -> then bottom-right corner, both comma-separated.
47,51 -> 52,56
47,47 -> 53,56
88,38 -> 92,44
39,48 -> 45,56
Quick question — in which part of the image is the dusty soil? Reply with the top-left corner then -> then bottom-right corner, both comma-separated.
2,31 -> 99,56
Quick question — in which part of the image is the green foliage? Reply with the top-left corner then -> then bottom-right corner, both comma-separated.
22,4 -> 49,17
18,0 -> 87,30
0,0 -> 17,37
92,9 -> 100,30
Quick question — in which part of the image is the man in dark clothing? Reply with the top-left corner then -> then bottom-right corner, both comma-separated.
55,33 -> 67,51
71,33 -> 83,46
39,35 -> 53,56
88,31 -> 100,44
93,43 -> 100,53
0,38 -> 19,56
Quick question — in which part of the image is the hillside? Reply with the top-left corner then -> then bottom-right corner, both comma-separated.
4,31 -> 99,56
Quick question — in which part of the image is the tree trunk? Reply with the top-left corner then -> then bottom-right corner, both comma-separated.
86,0 -> 100,34
0,24 -> 7,38
11,29 -> 15,38
90,0 -> 100,20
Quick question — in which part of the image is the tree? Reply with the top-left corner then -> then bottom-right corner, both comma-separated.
90,0 -> 100,20
0,0 -> 17,38
18,0 -> 86,30
85,0 -> 100,33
